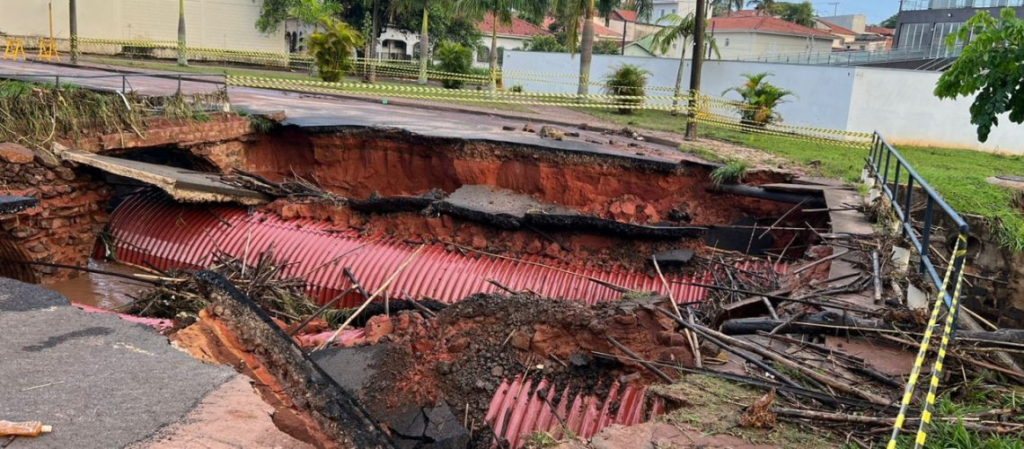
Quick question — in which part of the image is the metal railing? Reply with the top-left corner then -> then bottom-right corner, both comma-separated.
738,44 -> 965,66
0,72 -> 227,96
868,132 -> 969,306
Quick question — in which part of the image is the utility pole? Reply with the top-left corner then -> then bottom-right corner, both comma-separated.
69,0 -> 78,63
685,0 -> 706,141
828,2 -> 839,16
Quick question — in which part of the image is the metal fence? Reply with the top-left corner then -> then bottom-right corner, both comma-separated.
868,132 -> 968,306
739,44 -> 965,66
0,72 -> 227,96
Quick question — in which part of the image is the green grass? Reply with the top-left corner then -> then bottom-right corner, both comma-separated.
711,161 -> 749,186
578,108 -> 1024,252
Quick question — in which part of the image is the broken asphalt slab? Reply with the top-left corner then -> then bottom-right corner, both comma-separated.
0,196 -> 39,214
0,278 -> 235,449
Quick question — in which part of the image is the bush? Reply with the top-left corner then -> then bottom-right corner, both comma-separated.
511,84 -> 524,93
594,39 -> 621,55
602,64 -> 651,115
435,41 -> 473,89
523,35 -> 567,52
307,19 -> 362,83
722,72 -> 795,127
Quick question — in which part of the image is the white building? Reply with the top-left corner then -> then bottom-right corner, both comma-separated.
0,0 -> 286,53
708,15 -> 836,60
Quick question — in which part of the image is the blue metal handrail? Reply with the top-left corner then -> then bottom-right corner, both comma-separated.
868,132 -> 969,307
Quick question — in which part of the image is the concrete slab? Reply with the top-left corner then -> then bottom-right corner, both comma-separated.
822,189 -> 875,237
59,149 -> 267,205
0,278 -> 234,449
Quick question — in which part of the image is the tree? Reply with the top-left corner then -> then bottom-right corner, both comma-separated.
308,18 -> 362,82
880,14 -> 898,29
552,0 -> 598,97
621,0 -> 653,22
523,35 -> 568,52
713,0 -> 744,16
652,13 -> 720,115
435,41 -> 473,88
456,0 -> 545,91
390,0 -> 435,85
747,0 -> 777,14
598,0 -> 618,27
935,8 -> 1024,142
177,0 -> 187,66
594,39 -> 621,54
722,72 -> 795,127
777,2 -> 814,27
255,0 -> 341,34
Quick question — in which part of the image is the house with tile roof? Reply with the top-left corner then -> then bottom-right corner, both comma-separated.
708,14 -> 835,60
473,13 -> 552,67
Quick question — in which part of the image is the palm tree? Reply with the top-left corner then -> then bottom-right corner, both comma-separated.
747,0 -> 777,14
722,72 -> 795,127
622,0 -> 653,21
390,0 -> 432,85
457,0 -> 545,92
291,0 -> 342,33
713,0 -> 744,15
308,18 -> 363,82
177,0 -> 187,66
552,0 -> 598,97
652,13 -> 720,115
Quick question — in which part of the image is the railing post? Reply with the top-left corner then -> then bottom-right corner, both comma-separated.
122,75 -> 127,93
882,148 -> 892,187
177,74 -> 182,94
920,196 -> 934,274
903,176 -> 915,238
54,75 -> 60,89
893,163 -> 902,211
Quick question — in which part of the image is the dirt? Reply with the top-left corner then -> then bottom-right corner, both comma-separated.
357,294 -> 695,437
242,128 -> 793,227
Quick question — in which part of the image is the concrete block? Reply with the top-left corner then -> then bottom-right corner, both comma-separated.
907,284 -> 929,310
892,246 -> 911,274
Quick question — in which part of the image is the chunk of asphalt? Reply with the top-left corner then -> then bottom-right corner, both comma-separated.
349,191 -> 443,213
526,213 -> 705,239
0,278 -> 234,449
313,346 -> 470,449
0,195 -> 38,214
438,185 -> 578,230
651,249 -> 696,268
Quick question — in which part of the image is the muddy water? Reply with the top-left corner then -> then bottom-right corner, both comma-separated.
48,259 -> 151,310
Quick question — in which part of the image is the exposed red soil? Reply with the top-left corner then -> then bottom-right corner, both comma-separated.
267,199 -> 706,269
171,309 -> 339,449
242,128 -> 793,227
359,294 -> 694,432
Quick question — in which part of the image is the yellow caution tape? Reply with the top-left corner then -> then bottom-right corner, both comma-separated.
887,235 -> 968,449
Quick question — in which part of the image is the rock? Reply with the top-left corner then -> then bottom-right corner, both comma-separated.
364,315 -> 394,343
569,353 -> 590,367
0,143 -> 35,164
650,249 -> 696,268
490,365 -> 504,378
538,126 -> 565,141
502,125 -> 516,131
471,235 -> 488,250
509,331 -> 531,350
523,122 -> 535,133
566,131 -> 581,138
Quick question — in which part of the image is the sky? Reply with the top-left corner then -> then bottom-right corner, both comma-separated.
809,0 -> 901,25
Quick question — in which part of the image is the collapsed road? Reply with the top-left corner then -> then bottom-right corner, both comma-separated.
3,62 -> 1023,449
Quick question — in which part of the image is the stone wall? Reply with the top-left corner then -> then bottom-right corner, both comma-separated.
0,143 -> 111,282
70,114 -> 253,155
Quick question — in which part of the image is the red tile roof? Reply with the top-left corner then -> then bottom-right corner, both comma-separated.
709,15 -> 836,38
817,19 -> 858,36
477,13 -> 550,38
613,8 -> 637,23
865,26 -> 895,36
543,17 -> 619,37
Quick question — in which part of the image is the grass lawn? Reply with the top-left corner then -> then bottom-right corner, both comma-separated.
82,56 -> 534,113
580,108 -> 1024,251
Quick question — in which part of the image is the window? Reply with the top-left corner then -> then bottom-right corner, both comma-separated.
671,8 -> 676,14
477,45 -> 490,63
725,38 -> 730,47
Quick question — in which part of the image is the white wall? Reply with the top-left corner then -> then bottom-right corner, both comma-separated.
0,0 -> 285,53
503,52 -> 855,131
503,51 -> 1024,153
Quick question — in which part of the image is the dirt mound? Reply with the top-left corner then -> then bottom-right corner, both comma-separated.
361,294 -> 695,430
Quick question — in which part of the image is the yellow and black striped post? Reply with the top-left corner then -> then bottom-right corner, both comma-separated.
886,236 -> 964,449
913,234 -> 969,448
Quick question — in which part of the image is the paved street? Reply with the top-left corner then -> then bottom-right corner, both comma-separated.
0,278 -> 234,448
0,59 -> 696,167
